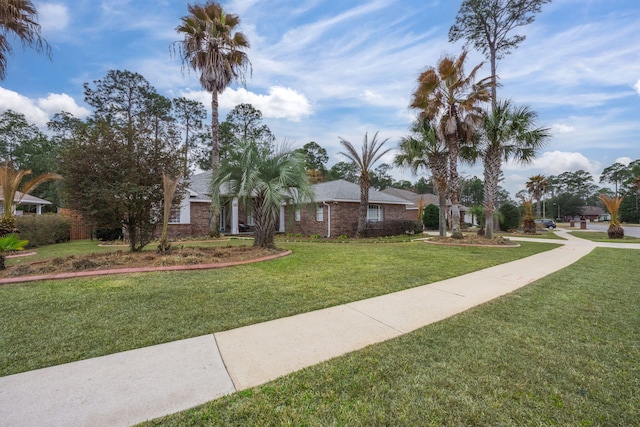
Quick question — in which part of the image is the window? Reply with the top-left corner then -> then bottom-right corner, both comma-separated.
316,204 -> 323,221
295,207 -> 301,222
168,205 -> 181,224
367,204 -> 383,222
247,212 -> 255,226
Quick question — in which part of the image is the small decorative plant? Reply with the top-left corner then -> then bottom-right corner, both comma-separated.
0,233 -> 29,270
599,194 -> 625,239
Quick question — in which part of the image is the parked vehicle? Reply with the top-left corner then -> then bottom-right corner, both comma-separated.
535,219 -> 557,229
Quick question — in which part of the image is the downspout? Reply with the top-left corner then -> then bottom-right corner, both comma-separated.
323,201 -> 331,238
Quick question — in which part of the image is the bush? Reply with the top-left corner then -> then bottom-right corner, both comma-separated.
95,228 -> 123,241
422,204 -> 439,230
362,220 -> 422,238
498,202 -> 520,232
16,214 -> 72,248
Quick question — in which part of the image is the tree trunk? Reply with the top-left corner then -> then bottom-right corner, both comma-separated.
436,183 -> 447,237
447,134 -> 463,239
483,149 -> 501,239
357,175 -> 370,238
209,90 -> 221,237
252,198 -> 277,248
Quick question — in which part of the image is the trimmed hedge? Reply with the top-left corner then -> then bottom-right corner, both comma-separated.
422,204 -> 440,229
363,220 -> 422,238
16,214 -> 72,248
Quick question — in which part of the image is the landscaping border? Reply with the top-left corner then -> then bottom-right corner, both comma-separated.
0,250 -> 292,285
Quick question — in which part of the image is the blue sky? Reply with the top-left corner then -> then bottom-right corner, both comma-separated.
1,0 -> 639,197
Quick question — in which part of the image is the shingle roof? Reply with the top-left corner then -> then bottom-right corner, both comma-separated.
313,180 -> 411,205
381,188 -> 438,208
0,191 -> 51,205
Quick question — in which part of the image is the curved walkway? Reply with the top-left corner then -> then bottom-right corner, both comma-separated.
1,230 -> 639,427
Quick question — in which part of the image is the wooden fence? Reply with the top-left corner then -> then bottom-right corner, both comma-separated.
58,208 -> 93,240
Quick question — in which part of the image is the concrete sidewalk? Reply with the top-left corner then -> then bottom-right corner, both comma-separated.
1,230 -> 630,427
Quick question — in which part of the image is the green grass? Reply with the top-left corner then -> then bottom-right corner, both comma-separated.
142,247 -> 640,426
569,231 -> 640,242
0,241 -> 556,377
500,230 -> 566,240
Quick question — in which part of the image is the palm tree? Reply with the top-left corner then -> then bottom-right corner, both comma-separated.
477,100 -> 550,239
599,194 -> 625,239
0,0 -> 50,80
212,139 -> 313,249
158,173 -> 181,253
395,119 -> 449,237
526,174 -> 548,217
0,233 -> 28,270
174,1 -> 251,237
339,132 -> 392,238
410,50 -> 491,238
0,161 -> 62,236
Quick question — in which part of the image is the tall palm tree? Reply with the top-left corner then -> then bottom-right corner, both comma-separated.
0,160 -> 62,235
175,1 -> 251,237
212,139 -> 313,249
410,50 -> 491,238
339,132 -> 392,238
526,174 -> 548,217
395,119 -> 449,237
478,100 -> 550,238
0,0 -> 50,80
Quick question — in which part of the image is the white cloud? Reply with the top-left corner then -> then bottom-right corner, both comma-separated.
220,87 -> 312,121
551,123 -> 576,133
615,157 -> 632,166
37,3 -> 70,32
0,87 -> 50,127
527,151 -> 601,176
0,87 -> 89,127
634,79 -> 640,95
38,93 -> 90,118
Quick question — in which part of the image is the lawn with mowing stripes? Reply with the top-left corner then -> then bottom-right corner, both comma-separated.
0,241 -> 555,376
144,247 -> 639,427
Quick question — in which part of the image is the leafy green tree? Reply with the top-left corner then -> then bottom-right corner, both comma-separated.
174,2 -> 251,237
212,139 -> 313,248
553,170 -> 598,204
422,204 -> 440,230
414,176 -> 433,194
224,103 -> 274,150
173,97 -> 206,176
460,175 -> 484,207
499,202 -> 520,231
396,119 -> 449,236
476,100 -> 550,238
296,141 -> 328,179
59,70 -> 184,252
0,0 -> 50,80
339,132 -> 392,238
370,163 -> 394,190
600,162 -> 630,196
391,180 -> 413,190
325,161 -> 358,183
449,0 -> 550,109
410,51 -> 491,238
0,110 -> 61,209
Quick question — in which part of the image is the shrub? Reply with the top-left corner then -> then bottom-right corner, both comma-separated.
16,214 -> 71,248
95,228 -> 123,241
498,202 -> 520,232
422,204 -> 439,230
362,220 -> 422,238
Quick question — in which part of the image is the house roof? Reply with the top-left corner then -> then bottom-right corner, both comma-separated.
0,191 -> 52,205
187,172 -> 232,202
313,180 -> 412,205
581,205 -> 606,216
381,188 -> 439,208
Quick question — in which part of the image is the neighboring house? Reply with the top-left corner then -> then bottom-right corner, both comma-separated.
381,187 -> 473,225
0,191 -> 52,216
286,179 -> 414,238
581,205 -> 610,222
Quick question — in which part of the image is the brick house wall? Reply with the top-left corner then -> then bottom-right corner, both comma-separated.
285,202 -> 408,237
166,202 -> 210,238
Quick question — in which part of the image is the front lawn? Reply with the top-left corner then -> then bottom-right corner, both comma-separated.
0,240 -> 556,376
144,247 -> 640,426
569,231 -> 640,242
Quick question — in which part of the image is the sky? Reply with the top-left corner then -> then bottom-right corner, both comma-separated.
1,0 -> 639,197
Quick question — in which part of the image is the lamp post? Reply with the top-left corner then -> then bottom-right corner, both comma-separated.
553,203 -> 560,221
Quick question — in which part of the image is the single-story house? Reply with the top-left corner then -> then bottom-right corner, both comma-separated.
580,206 -> 610,222
168,175 -> 415,238
285,180 -> 414,238
0,191 -> 52,216
381,187 -> 473,224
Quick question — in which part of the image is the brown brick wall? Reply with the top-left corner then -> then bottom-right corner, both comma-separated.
285,202 -> 408,237
165,202 -> 210,239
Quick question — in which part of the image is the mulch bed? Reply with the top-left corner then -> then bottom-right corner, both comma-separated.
425,235 -> 519,247
1,245 -> 284,279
